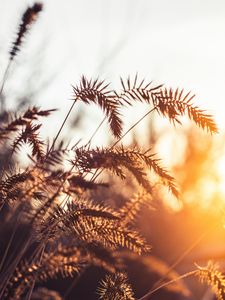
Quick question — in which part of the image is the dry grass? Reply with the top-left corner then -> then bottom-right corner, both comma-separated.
0,2 -> 223,300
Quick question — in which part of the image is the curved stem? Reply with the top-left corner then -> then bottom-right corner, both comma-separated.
138,270 -> 197,300
145,220 -> 220,297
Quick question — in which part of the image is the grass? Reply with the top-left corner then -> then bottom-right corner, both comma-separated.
0,2 -> 223,300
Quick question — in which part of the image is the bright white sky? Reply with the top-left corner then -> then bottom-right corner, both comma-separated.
0,0 -> 225,145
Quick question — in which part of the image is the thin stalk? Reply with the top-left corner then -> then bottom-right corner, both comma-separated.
25,246 -> 46,300
0,60 -> 12,112
25,166 -> 76,260
0,176 -> 69,297
26,281 -> 35,300
0,236 -> 33,298
85,116 -> 107,148
111,107 -> 156,149
78,116 -> 107,180
146,220 -> 220,296
0,219 -> 30,275
0,218 -> 18,271
0,194 -> 51,295
91,107 -> 156,182
47,100 -> 77,155
138,270 -> 197,300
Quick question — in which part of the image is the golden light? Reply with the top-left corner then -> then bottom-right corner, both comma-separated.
216,155 -> 225,198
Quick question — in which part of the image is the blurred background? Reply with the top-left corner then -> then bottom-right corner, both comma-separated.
1,0 -> 225,130
1,0 -> 225,299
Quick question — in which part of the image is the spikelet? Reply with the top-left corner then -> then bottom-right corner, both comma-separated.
74,146 -> 178,197
37,199 -> 150,255
72,76 -> 123,138
119,190 -> 152,226
196,261 -> 225,300
0,107 -> 55,141
4,244 -> 81,300
117,75 -> 217,134
13,122 -> 45,160
10,3 -> 43,61
117,74 -> 163,105
152,88 -> 218,133
97,272 -> 135,300
0,171 -> 31,207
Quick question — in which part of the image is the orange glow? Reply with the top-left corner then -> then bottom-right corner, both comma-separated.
216,155 -> 225,197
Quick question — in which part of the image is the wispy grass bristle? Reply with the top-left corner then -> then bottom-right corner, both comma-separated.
196,261 -> 225,300
97,272 -> 135,300
0,5 -> 219,298
10,3 -> 43,61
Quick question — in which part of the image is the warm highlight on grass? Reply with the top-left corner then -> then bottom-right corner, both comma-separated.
0,2 -> 223,300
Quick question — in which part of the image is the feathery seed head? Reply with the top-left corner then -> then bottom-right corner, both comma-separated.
10,2 -> 43,60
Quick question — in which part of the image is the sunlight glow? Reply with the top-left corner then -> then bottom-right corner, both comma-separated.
216,155 -> 225,197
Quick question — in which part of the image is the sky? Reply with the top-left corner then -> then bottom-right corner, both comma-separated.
0,0 -> 225,143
